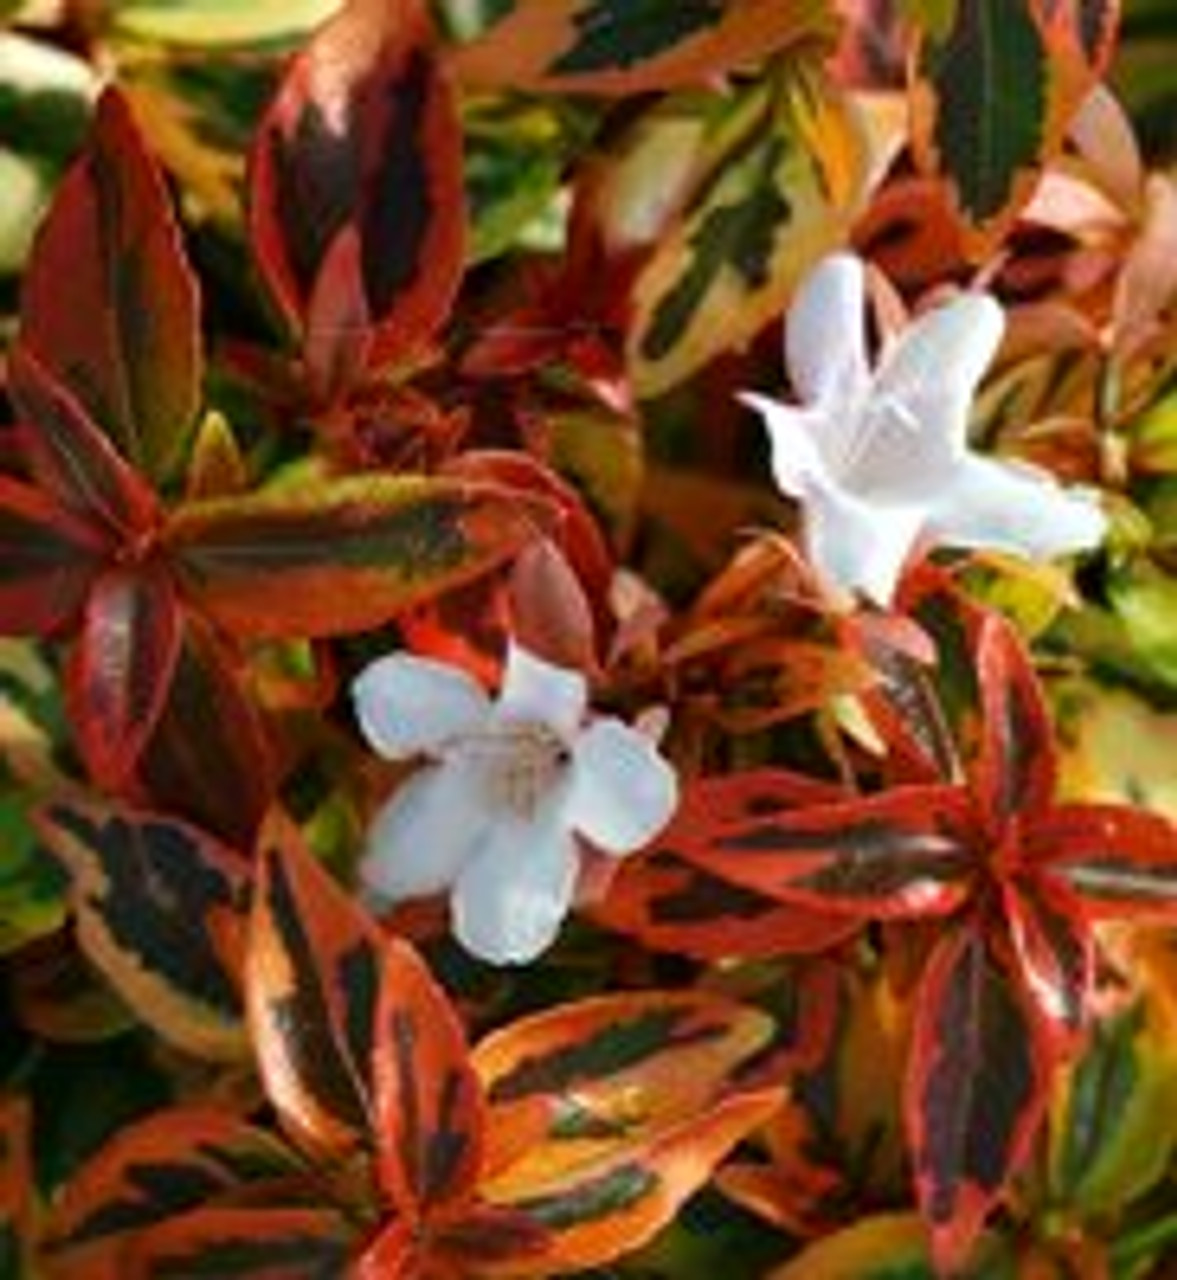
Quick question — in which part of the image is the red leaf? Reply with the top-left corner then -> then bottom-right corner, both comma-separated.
19,88 -> 202,484
1002,873 -> 1093,1050
132,611 -> 274,846
971,614 -> 1056,831
0,477 -> 107,636
697,785 -> 973,919
372,938 -> 485,1219
67,564 -> 182,789
249,0 -> 465,389
598,770 -> 864,956
0,1096 -> 34,1280
246,812 -> 384,1163
9,344 -> 160,538
844,611 -> 958,784
1033,803 -> 1177,920
907,923 -> 1054,1273
599,849 -> 859,959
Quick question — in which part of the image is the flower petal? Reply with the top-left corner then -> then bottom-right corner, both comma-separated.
565,719 -> 679,855
739,393 -> 830,500
804,477 -> 927,608
925,454 -> 1107,558
451,818 -> 579,964
860,293 -> 1004,493
785,252 -> 871,408
360,764 -> 488,903
496,640 -> 587,738
353,654 -> 489,760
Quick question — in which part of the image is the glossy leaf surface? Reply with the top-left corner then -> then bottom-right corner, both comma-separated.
907,923 -> 1053,1274
66,565 -> 182,789
246,813 -> 383,1163
601,771 -> 859,957
700,786 -> 973,918
372,937 -> 485,1218
8,344 -> 159,539
250,0 -> 465,390
476,992 -> 779,1272
165,475 -> 542,638
0,479 -> 107,637
19,87 -> 202,483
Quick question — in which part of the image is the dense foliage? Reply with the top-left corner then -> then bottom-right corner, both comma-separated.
1,0 -> 1176,1275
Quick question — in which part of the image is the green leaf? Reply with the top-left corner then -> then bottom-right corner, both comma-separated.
628,60 -> 868,398
914,0 -> 1048,225
768,1212 -> 935,1278
111,0 -> 345,48
0,790 -> 66,955
465,98 -> 588,264
1051,997 -> 1177,1216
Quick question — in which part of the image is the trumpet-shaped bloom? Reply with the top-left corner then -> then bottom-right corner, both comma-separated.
353,642 -> 678,965
742,253 -> 1107,607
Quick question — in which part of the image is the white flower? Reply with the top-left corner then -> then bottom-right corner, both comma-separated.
352,642 -> 678,965
741,252 -> 1107,607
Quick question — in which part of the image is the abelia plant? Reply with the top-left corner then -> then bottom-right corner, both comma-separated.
1,0 -> 1176,1277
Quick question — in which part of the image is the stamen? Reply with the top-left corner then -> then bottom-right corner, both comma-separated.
447,722 -> 571,820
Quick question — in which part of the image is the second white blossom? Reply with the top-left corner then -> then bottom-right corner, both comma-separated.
741,252 -> 1107,607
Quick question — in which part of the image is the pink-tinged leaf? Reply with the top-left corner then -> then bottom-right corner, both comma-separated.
0,477 -> 107,636
1032,803 -> 1177,919
126,1207 -> 355,1279
37,800 -> 250,1062
9,344 -> 160,538
372,937 -> 485,1218
971,597 -> 1057,833
133,611 -> 274,846
43,1107 -> 307,1280
246,812 -> 384,1164
907,923 -> 1054,1274
164,475 -> 545,639
66,564 -> 182,789
1002,873 -> 1092,1051
249,0 -> 465,385
19,88 -> 202,484
445,450 -> 616,617
698,786 -> 973,919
